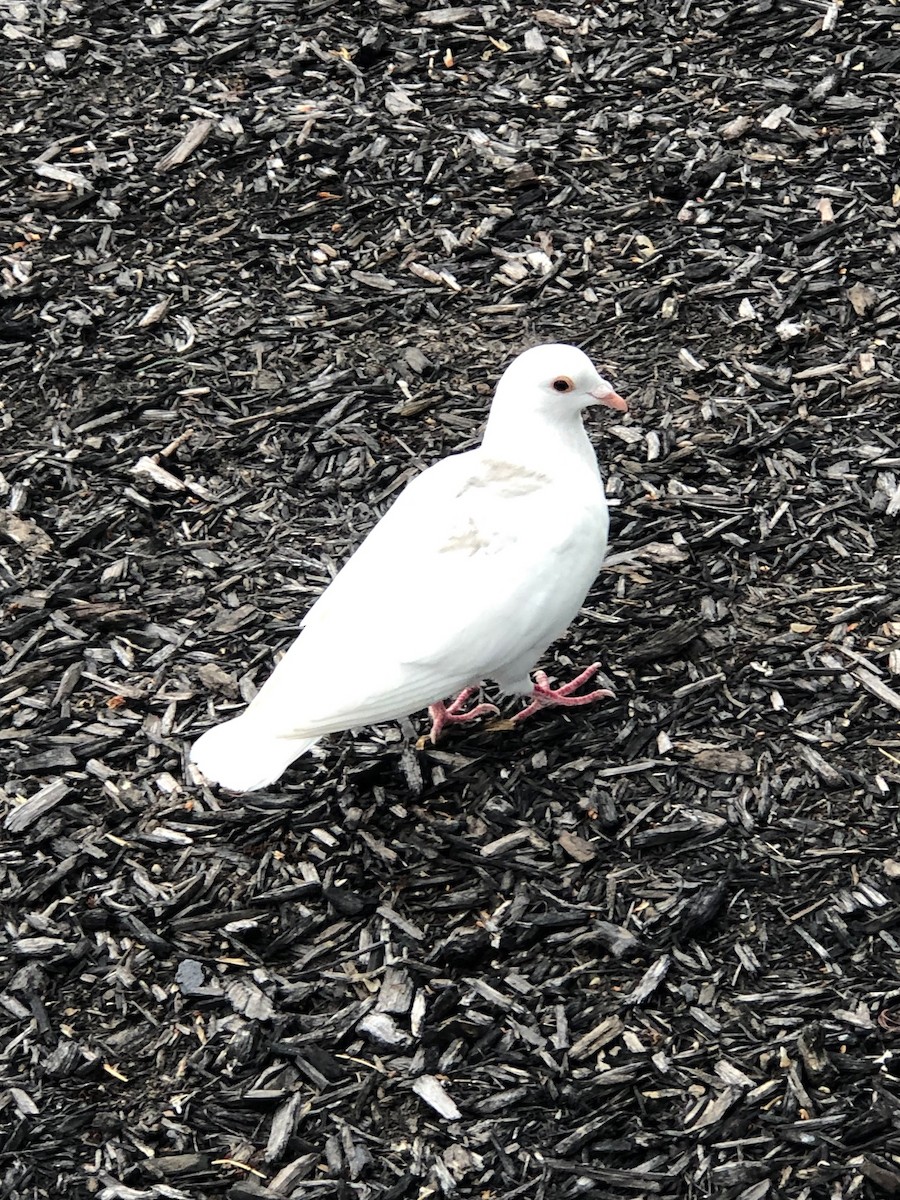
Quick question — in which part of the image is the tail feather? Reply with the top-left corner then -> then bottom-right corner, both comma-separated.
190,715 -> 319,792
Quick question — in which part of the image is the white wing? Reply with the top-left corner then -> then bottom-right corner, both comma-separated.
241,449 -> 609,738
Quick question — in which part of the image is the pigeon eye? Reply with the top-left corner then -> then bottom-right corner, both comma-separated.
552,376 -> 575,393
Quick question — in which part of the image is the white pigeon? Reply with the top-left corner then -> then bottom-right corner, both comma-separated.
190,343 -> 627,791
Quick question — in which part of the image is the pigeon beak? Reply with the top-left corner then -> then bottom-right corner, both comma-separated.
590,385 -> 628,413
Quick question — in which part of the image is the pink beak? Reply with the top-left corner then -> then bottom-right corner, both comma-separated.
590,385 -> 628,413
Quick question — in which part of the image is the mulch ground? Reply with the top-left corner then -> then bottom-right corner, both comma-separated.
3,2 -> 900,1198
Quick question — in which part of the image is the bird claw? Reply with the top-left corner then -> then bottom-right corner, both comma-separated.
428,687 -> 500,743
511,663 -> 613,724
425,667 -> 612,742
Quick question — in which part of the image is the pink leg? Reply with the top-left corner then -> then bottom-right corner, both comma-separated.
511,663 -> 613,724
428,687 -> 500,743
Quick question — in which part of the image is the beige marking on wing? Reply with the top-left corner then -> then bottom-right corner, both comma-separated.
460,458 -> 551,497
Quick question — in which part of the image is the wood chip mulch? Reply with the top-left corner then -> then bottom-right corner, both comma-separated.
2,2 -> 900,1198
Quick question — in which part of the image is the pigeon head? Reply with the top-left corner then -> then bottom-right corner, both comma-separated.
496,344 -> 627,418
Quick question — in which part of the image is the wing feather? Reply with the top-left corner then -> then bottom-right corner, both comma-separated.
242,450 -> 609,737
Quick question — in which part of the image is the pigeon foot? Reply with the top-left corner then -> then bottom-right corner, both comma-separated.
428,687 -> 500,743
511,664 -> 613,724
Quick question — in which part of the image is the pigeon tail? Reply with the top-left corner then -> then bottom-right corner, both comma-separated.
190,715 -> 319,792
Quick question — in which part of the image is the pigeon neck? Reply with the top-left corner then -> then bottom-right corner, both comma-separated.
480,406 -> 598,476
